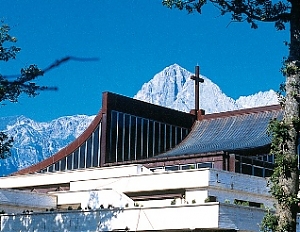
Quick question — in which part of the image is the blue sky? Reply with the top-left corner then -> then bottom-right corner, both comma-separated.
0,0 -> 288,122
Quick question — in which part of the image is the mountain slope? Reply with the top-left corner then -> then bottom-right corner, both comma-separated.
0,115 -> 94,176
236,90 -> 279,108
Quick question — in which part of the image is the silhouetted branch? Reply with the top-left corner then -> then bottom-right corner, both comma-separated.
0,56 -> 99,103
3,56 -> 99,79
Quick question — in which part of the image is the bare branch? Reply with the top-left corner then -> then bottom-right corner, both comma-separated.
3,56 -> 99,79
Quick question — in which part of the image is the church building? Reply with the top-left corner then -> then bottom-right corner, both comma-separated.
0,67 -> 293,231
13,92 -> 281,179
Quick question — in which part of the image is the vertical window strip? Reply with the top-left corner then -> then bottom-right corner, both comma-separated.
95,123 -> 101,167
80,142 -> 86,169
66,152 -> 73,170
71,152 -> 75,170
158,122 -> 161,154
115,112 -> 119,162
92,126 -> 98,167
128,115 -> 132,161
169,126 -> 172,149
146,119 -> 150,159
122,113 -> 126,162
74,149 -> 79,170
84,140 -> 88,169
55,162 -> 59,172
175,126 -> 178,145
78,146 -> 81,169
141,118 -> 144,159
91,131 -> 95,167
70,152 -> 75,170
109,112 -> 114,163
180,128 -> 184,141
152,120 -> 155,157
60,157 -> 66,171
164,124 -> 167,152
48,165 -> 53,172
134,116 -> 138,160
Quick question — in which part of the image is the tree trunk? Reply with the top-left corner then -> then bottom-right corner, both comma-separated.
277,1 -> 300,230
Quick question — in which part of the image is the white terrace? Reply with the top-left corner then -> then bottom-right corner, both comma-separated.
0,165 -> 281,231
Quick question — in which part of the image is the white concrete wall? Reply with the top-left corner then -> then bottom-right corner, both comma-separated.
218,203 -> 266,231
68,168 -> 271,210
209,169 -> 270,195
0,204 -> 220,231
70,168 -> 210,192
0,203 -> 283,231
0,165 -> 149,189
116,204 -> 220,231
137,198 -> 176,207
207,169 -> 274,209
50,189 -> 133,209
0,189 -> 56,213
208,188 -> 274,209
185,189 -> 208,204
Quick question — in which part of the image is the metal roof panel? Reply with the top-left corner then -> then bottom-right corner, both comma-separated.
159,107 -> 282,157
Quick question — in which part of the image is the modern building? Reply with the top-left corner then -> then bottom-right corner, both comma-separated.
14,91 -> 281,178
0,90 -> 289,231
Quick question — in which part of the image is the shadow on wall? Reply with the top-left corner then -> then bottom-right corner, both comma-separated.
0,208 -> 124,231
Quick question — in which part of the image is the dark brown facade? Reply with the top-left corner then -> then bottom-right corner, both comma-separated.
14,92 -> 195,175
14,92 -> 281,178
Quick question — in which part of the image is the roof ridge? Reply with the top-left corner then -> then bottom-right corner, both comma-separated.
202,104 -> 281,120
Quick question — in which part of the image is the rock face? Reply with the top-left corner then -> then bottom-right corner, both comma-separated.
0,64 -> 278,176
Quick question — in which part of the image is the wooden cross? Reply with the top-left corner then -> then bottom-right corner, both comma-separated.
190,65 -> 204,113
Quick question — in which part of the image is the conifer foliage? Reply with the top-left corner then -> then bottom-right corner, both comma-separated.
163,0 -> 300,231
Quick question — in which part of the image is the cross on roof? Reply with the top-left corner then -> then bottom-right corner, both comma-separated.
190,65 -> 204,113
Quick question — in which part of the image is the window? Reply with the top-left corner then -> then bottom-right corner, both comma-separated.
79,143 -> 86,168
181,164 -> 195,170
60,158 -> 66,171
197,162 -> 213,169
165,165 -> 179,171
86,136 -> 93,168
67,153 -> 73,170
107,111 -> 190,163
92,126 -> 101,167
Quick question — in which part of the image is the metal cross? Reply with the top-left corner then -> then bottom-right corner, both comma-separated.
190,65 -> 204,113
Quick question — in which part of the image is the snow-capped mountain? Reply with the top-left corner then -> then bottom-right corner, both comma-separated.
0,115 -> 94,176
236,90 -> 278,109
134,64 -> 278,113
0,64 -> 278,176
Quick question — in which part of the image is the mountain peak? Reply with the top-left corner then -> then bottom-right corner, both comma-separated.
135,64 -> 278,114
164,63 -> 183,70
134,64 -> 191,107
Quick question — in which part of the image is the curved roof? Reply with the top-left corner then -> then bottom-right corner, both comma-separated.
158,105 -> 282,157
13,109 -> 104,175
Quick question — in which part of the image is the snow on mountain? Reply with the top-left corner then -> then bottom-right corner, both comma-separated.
0,63 -> 279,176
134,64 -> 190,108
134,64 -> 278,113
236,90 -> 279,109
0,115 -> 94,176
